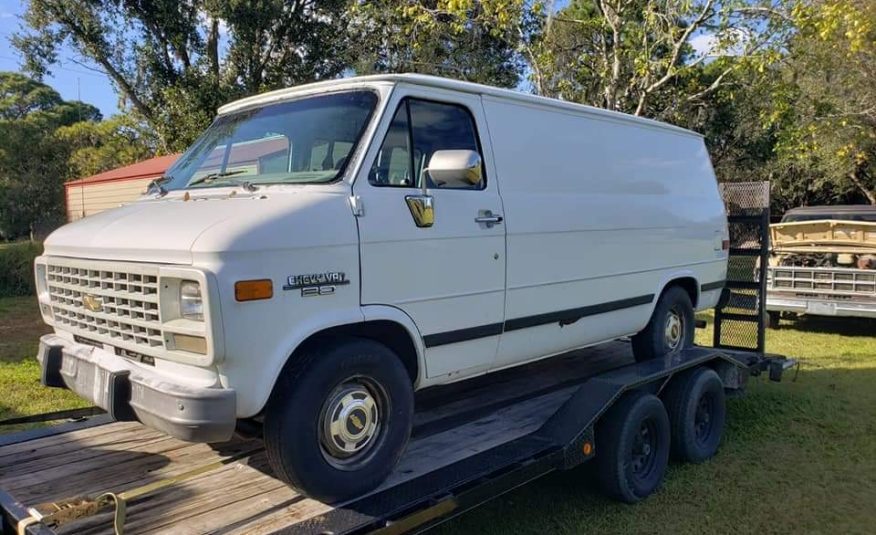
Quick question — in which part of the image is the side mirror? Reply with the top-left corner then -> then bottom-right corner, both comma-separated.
405,195 -> 434,228
425,150 -> 483,188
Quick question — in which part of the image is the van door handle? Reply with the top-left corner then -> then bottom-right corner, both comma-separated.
475,211 -> 503,227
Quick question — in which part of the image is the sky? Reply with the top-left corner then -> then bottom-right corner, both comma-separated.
0,0 -> 120,117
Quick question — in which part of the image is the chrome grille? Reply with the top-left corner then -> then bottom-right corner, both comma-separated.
46,260 -> 164,350
768,266 -> 876,299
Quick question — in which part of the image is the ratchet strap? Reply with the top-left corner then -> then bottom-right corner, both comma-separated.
16,446 -> 262,535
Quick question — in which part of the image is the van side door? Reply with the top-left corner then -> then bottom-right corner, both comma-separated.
353,89 -> 506,381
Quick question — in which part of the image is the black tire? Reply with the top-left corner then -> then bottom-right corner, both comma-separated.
263,337 -> 414,503
595,391 -> 671,503
632,286 -> 695,363
663,367 -> 726,463
766,310 -> 781,329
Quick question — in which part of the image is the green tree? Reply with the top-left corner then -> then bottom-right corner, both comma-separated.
0,73 -> 102,240
772,0 -> 876,204
0,71 -> 100,123
14,0 -> 354,151
521,0 -> 794,118
56,115 -> 157,179
350,1 -> 526,87
0,72 -> 153,240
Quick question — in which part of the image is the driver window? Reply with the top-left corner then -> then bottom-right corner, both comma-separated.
369,98 -> 484,190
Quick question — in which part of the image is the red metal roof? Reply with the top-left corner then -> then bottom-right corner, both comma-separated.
65,154 -> 180,187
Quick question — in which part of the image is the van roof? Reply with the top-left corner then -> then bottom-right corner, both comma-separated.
217,74 -> 700,139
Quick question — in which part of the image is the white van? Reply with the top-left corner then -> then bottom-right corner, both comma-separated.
34,74 -> 728,502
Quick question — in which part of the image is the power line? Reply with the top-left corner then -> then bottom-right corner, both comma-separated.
0,54 -> 107,78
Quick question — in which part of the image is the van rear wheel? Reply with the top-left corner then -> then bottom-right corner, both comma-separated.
263,337 -> 414,503
632,286 -> 694,362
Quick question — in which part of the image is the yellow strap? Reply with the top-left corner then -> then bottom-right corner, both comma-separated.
118,448 -> 256,502
16,515 -> 41,535
95,493 -> 126,535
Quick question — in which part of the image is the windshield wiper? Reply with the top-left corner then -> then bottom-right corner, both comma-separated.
147,175 -> 172,197
187,169 -> 249,188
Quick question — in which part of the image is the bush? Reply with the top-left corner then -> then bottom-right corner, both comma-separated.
0,242 -> 42,297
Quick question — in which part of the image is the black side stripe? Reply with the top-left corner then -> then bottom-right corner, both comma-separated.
422,294 -> 655,348
700,280 -> 725,292
503,294 -> 655,332
423,322 -> 504,348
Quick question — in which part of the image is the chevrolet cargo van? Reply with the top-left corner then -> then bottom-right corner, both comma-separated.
34,74 -> 728,501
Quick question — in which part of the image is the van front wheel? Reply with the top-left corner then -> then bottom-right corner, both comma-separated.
632,286 -> 694,362
263,337 -> 414,503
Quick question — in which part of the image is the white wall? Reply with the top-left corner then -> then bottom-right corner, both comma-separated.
66,177 -> 154,221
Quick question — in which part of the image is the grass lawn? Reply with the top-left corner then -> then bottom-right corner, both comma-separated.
0,297 -> 874,532
0,296 -> 89,426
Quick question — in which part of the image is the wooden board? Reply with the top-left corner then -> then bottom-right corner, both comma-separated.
0,341 -> 634,535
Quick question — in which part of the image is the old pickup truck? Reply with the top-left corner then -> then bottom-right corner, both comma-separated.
766,205 -> 876,326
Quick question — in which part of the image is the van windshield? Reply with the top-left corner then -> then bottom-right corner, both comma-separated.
160,91 -> 378,191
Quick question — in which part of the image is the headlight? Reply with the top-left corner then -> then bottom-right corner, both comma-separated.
34,261 -> 53,322
180,280 -> 204,321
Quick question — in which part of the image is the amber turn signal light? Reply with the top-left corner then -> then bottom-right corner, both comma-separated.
582,441 -> 593,456
235,279 -> 273,302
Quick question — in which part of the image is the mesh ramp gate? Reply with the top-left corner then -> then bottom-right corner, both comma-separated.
713,181 -> 770,353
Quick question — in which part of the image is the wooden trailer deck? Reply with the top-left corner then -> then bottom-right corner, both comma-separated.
0,342 -> 635,535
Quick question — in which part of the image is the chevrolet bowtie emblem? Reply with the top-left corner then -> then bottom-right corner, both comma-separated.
82,294 -> 103,313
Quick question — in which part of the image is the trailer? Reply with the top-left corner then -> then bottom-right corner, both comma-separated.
1,181 -> 791,535
0,339 -> 794,535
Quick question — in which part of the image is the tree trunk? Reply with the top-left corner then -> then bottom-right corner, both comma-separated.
208,17 -> 220,78
848,170 -> 876,205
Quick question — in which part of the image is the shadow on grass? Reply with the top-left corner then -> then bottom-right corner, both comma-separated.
774,315 -> 876,337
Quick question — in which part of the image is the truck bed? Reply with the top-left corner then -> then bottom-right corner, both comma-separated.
0,342 -> 633,535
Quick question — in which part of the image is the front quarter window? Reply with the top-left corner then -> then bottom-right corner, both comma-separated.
162,91 -> 378,191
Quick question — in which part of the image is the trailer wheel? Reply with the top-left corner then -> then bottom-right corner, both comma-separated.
663,367 -> 726,463
595,391 -> 670,503
263,337 -> 413,503
632,286 -> 694,362
766,311 -> 781,329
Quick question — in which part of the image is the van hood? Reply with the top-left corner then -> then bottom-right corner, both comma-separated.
44,188 -> 356,264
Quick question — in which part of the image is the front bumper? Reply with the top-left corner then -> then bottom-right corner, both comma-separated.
37,334 -> 236,442
766,295 -> 876,319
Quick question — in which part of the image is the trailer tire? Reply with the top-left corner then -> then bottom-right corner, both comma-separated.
766,311 -> 781,329
663,367 -> 726,463
595,391 -> 670,503
632,286 -> 694,363
263,337 -> 413,503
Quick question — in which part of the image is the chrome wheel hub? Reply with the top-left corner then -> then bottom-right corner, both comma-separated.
664,310 -> 683,351
320,380 -> 381,466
